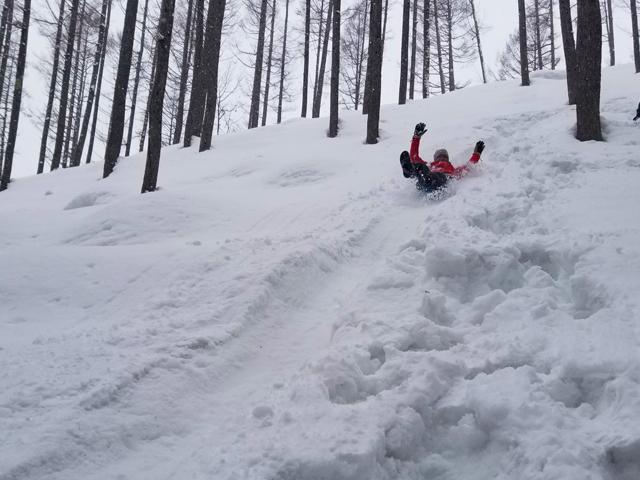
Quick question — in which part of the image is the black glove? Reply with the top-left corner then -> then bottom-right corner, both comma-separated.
634,103 -> 640,121
414,122 -> 427,137
474,140 -> 485,154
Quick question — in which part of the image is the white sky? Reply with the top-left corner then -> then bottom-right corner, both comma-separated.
10,0 -> 637,178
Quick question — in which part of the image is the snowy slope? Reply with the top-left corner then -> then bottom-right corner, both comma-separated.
1,66 -> 640,480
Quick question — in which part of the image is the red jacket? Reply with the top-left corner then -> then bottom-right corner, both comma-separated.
409,135 -> 480,178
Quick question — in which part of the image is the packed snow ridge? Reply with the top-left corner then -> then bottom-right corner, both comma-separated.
1,66 -> 640,480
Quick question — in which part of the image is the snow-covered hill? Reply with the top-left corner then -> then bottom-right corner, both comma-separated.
1,66 -> 640,480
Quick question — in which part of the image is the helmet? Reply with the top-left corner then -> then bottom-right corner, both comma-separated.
433,148 -> 449,162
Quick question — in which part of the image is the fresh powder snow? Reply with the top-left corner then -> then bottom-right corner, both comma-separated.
1,66 -> 640,480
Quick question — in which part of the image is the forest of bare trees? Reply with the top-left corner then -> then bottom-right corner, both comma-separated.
0,0 -> 637,191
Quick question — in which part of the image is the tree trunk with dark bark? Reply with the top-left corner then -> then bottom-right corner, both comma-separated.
301,0 -> 310,117
312,0 -> 333,117
141,0 -> 176,193
248,0 -> 269,128
172,0 -> 194,143
446,0 -> 454,91
365,0 -> 382,144
422,0 -> 430,97
434,0 -> 445,93
70,0 -> 110,167
518,0 -> 530,86
197,0 -> 227,151
575,0 -> 602,141
183,0 -> 205,146
103,0 -> 139,178
277,0 -> 289,123
86,0 -> 111,163
559,0 -> 577,103
125,0 -> 149,156
632,0 -> 640,73
328,0 -> 340,137
409,0 -> 417,99
0,0 -> 29,192
50,0 -> 80,170
398,0 -> 409,104
261,0 -> 277,126
605,0 -> 615,66
549,0 -> 555,69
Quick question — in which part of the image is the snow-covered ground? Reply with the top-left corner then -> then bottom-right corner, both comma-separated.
1,66 -> 640,480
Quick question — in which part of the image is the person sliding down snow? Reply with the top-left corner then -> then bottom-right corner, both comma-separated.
399,122 -> 485,192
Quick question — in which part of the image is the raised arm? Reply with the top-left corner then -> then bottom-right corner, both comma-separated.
410,123 -> 428,164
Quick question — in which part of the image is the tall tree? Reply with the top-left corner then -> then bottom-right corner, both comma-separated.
518,0 -> 530,86
277,0 -> 289,122
558,0 -> 576,104
534,0 -> 543,69
36,0 -> 62,174
198,0 -> 227,151
409,0 -> 417,98
328,0 -> 340,137
422,0 -> 430,97
50,0 -> 80,170
261,0 -> 277,126
248,0 -> 269,128
103,0 -> 139,178
365,0 -> 382,144
469,0 -> 485,83
86,0 -> 111,163
445,0 -> 454,91
0,0 -> 29,191
172,0 -> 194,143
575,0 -> 602,141
549,0 -> 555,69
183,0 -> 205,146
301,0 -> 311,116
398,0 -> 409,104
125,0 -> 150,156
603,0 -> 615,66
312,0 -> 333,117
141,0 -> 176,192
434,0 -> 445,93
340,0 -> 368,109
70,0 -> 110,167
632,0 -> 640,73
138,46 -> 156,152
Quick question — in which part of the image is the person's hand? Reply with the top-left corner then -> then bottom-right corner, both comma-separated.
474,140 -> 485,154
414,123 -> 427,137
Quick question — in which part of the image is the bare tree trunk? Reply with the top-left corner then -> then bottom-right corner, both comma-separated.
518,0 -> 530,86
434,0 -> 445,93
365,0 -> 382,144
398,0 -> 409,104
198,0 -> 227,151
141,0 -> 176,193
0,0 -> 14,161
261,0 -> 277,126
575,0 -> 602,141
312,0 -> 333,117
328,0 -> 340,137
382,0 -> 388,49
277,0 -> 289,123
355,0 -> 368,109
248,0 -> 269,128
446,0 -> 454,91
409,0 -> 417,99
422,0 -> 430,97
172,0 -> 194,143
301,0 -> 310,116
183,0 -> 204,146
103,0 -> 139,178
70,0 -> 110,167
0,0 -> 29,192
71,26 -> 89,157
469,0 -> 486,83
632,0 -> 640,73
549,0 -> 555,69
86,0 -> 111,163
559,0 -> 576,103
125,0 -> 150,156
606,0 -> 615,66
534,0 -> 543,70
50,0 -> 80,171
139,47 -> 157,152
37,0 -> 64,173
